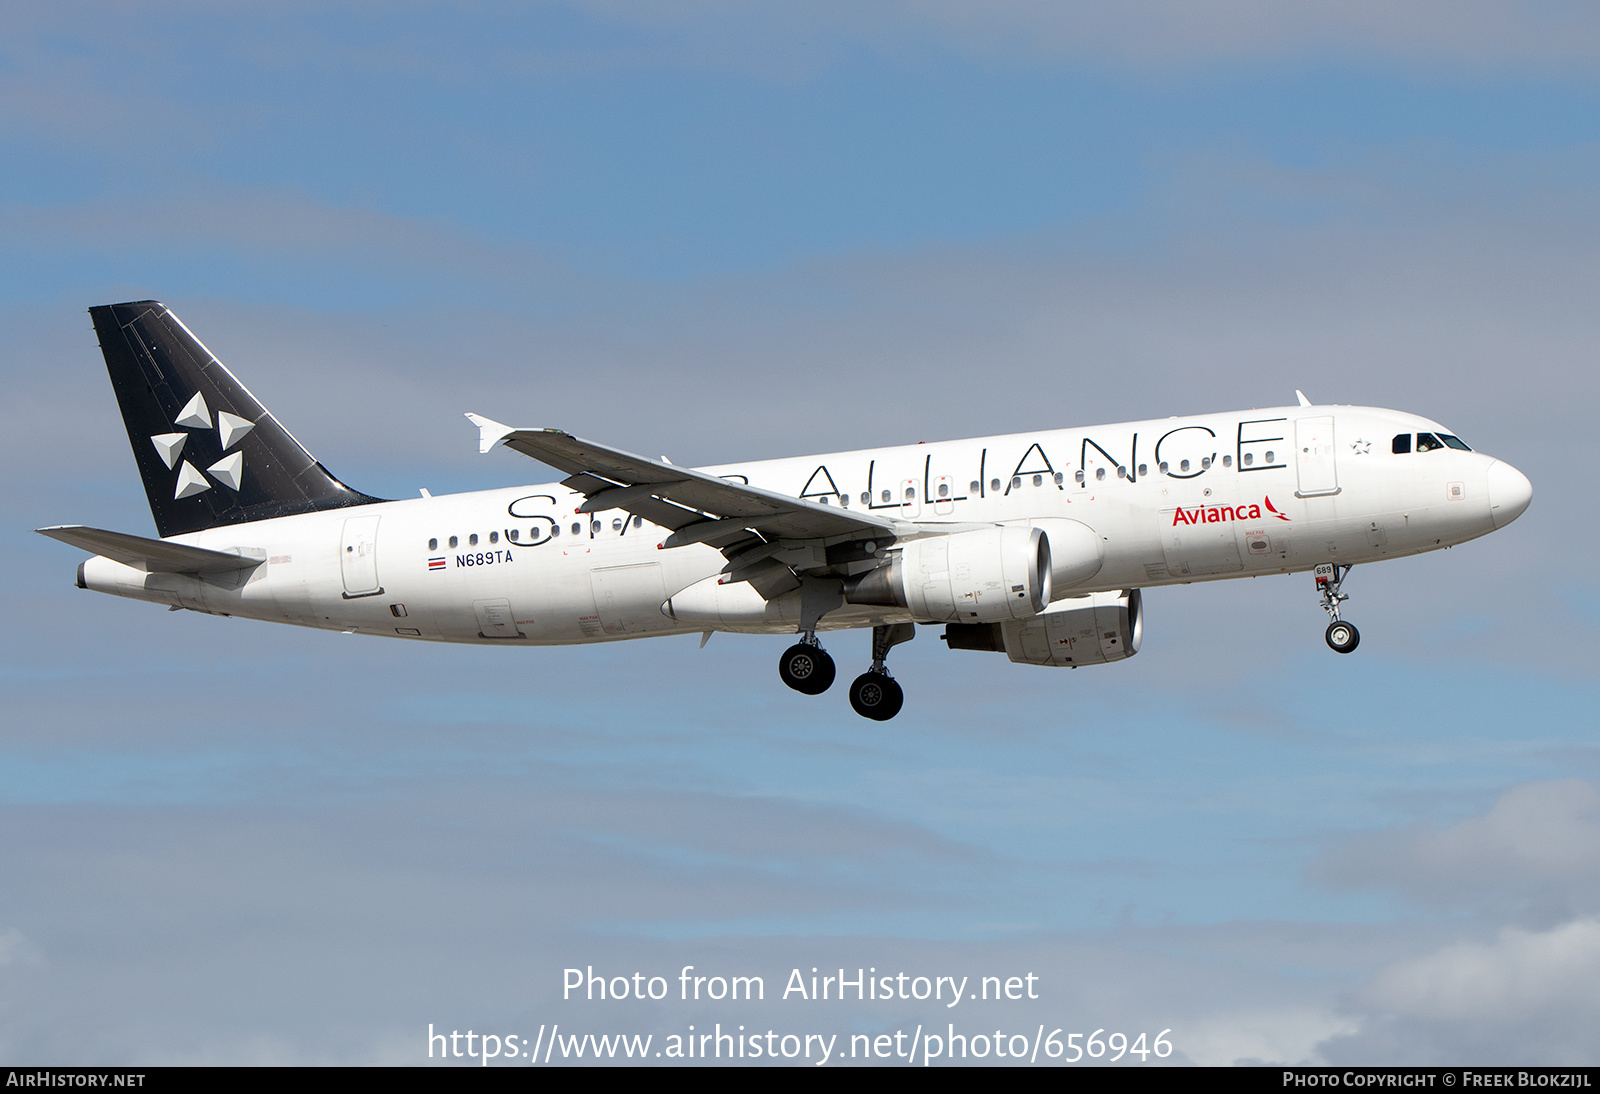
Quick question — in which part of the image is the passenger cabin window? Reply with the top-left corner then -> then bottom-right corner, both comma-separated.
508,529 -> 519,542
1221,455 -> 1232,467
1138,463 -> 1149,476
1053,472 -> 1064,485
1032,474 -> 1042,487
1242,453 -> 1253,466
428,538 -> 438,551
1095,467 -> 1106,481
881,489 -> 892,503
489,531 -> 498,544
633,515 -> 643,527
1416,433 -> 1444,453
469,534 -> 478,546
448,535 -> 458,548
970,481 -> 981,494
1393,434 -> 1412,454
938,483 -> 949,497
571,522 -> 581,535
990,478 -> 1002,492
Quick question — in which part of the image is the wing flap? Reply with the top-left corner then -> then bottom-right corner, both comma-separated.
37,525 -> 264,574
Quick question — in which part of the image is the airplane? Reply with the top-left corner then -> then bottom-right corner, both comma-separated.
38,301 -> 1533,721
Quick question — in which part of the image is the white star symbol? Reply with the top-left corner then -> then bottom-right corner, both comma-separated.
1350,438 -> 1371,455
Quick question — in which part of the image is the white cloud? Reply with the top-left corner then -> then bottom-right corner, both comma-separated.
1317,780 -> 1600,913
1363,917 -> 1600,1023
1322,917 -> 1600,1065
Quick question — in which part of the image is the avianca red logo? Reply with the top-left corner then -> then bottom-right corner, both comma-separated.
1172,496 -> 1292,526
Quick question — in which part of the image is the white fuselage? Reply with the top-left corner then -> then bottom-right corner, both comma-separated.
79,404 -> 1527,644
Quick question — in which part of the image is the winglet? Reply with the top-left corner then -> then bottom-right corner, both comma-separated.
1295,390 -> 1312,407
465,413 -> 517,455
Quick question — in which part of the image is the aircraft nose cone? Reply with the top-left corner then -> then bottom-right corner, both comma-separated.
1487,460 -> 1533,529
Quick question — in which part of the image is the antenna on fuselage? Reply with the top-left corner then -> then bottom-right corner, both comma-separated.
1295,390 -> 1312,406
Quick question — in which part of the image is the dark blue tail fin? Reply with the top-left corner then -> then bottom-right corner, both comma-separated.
90,301 -> 384,538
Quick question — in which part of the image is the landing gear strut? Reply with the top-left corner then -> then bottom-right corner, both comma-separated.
848,623 -> 913,721
778,635 -> 836,695
1316,563 -> 1360,654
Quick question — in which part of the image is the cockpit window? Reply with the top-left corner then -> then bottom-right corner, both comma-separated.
1392,434 -> 1412,454
1439,434 -> 1471,451
1416,433 -> 1445,453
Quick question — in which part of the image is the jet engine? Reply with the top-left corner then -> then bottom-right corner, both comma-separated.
844,525 -> 1051,623
942,589 -> 1142,667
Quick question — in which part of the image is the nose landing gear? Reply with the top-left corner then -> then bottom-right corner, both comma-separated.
848,622 -> 914,721
1316,563 -> 1360,654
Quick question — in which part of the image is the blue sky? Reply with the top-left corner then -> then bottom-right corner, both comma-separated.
2,1 -> 1598,1065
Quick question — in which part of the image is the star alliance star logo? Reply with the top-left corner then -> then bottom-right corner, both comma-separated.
1350,438 -> 1371,455
149,392 -> 254,500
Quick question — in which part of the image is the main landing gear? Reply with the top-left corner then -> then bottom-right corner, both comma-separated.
776,623 -> 914,720
778,637 -> 836,695
1316,563 -> 1360,654
847,623 -> 914,722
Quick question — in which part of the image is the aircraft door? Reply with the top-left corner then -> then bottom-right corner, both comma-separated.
590,563 -> 670,635
340,515 -> 383,598
1295,416 -> 1340,497
899,479 -> 921,518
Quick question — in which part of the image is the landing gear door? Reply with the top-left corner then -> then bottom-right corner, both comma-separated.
1295,416 -> 1340,497
340,515 -> 383,598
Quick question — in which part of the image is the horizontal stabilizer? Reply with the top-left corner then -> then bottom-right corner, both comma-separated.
36,525 -> 264,574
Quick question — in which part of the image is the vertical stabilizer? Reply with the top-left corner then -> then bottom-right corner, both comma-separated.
90,301 -> 384,537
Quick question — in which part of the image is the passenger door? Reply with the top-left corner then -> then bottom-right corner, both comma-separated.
1295,416 -> 1340,497
339,515 -> 383,598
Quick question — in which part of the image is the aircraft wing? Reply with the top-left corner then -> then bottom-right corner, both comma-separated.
36,525 -> 264,573
466,414 -> 900,551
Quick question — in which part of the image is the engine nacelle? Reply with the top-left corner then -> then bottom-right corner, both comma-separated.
943,589 -> 1143,667
845,526 -> 1051,624
1024,518 -> 1104,595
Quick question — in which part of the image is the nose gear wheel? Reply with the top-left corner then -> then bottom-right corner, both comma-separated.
1314,563 -> 1359,655
1325,620 -> 1360,654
